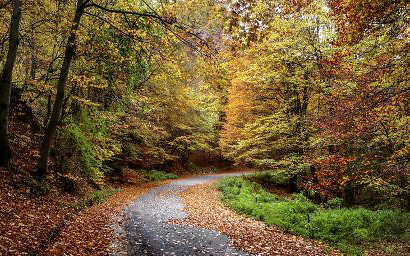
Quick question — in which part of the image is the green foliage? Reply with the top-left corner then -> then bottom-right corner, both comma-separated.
72,188 -> 119,211
216,177 -> 280,215
262,195 -> 318,237
61,110 -> 121,182
310,208 -> 409,245
269,154 -> 311,179
87,189 -> 119,205
146,170 -> 178,181
251,171 -> 291,187
326,197 -> 344,208
217,177 -> 410,255
63,122 -> 103,180
89,190 -> 106,205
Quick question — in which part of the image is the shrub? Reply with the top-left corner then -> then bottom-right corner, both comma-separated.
88,190 -> 111,205
309,207 -> 409,252
146,170 -> 178,181
73,188 -> 119,211
251,171 -> 291,187
60,111 -> 121,183
63,123 -> 103,180
89,190 -> 105,204
326,197 -> 344,208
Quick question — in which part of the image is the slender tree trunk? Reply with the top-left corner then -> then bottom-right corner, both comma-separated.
36,0 -> 84,178
45,94 -> 52,127
0,0 -> 22,167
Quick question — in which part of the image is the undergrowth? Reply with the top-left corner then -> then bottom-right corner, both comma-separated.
217,177 -> 410,255
61,110 -> 120,183
250,171 -> 291,187
145,170 -> 178,181
27,178 -> 51,196
72,188 -> 119,211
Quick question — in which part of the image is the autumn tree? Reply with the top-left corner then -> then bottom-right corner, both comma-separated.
328,0 -> 409,45
0,0 -> 21,167
222,0 -> 333,185
309,0 -> 410,205
35,0 -> 209,178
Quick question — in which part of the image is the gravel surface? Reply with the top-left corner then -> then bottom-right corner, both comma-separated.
116,173 -> 252,256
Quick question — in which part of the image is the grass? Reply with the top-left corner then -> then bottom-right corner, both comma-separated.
216,177 -> 410,255
145,170 -> 178,181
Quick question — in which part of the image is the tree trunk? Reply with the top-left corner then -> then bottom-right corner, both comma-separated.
36,0 -> 84,178
0,0 -> 22,167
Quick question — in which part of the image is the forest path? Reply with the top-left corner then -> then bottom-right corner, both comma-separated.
113,172 -> 253,256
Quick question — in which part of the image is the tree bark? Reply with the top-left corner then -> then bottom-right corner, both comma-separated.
36,0 -> 84,178
0,0 -> 22,167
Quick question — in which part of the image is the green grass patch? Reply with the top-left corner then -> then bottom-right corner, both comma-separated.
217,177 -> 410,255
145,170 -> 178,181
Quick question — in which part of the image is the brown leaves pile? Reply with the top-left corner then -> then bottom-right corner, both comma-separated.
44,180 -> 170,255
0,166 -> 169,256
0,169 -> 77,255
170,182 -> 340,256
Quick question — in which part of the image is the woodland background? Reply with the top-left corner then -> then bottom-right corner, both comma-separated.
0,0 -> 409,254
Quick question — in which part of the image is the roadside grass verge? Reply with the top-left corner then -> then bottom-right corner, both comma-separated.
216,177 -> 410,255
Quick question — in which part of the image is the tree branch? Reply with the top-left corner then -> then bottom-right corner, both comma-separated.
84,2 -> 174,25
84,11 -> 148,44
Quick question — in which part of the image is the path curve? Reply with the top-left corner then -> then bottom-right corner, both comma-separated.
115,173 -> 252,256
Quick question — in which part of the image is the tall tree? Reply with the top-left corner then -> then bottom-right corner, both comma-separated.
35,0 -> 208,178
0,0 -> 22,167
221,0 -> 332,169
36,0 -> 85,177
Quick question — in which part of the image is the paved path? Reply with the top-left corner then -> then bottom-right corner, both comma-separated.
118,173 -> 251,256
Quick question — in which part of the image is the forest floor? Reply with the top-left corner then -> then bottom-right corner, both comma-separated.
110,171 -> 339,256
2,168 -> 406,255
0,167 -> 249,255
0,167 -> 171,255
0,169 -> 335,256
174,180 -> 410,256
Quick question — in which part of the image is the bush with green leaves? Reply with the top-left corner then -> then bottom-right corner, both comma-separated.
146,170 -> 178,181
217,177 -> 410,255
250,171 -> 291,187
63,123 -> 103,180
61,110 -> 120,182
72,188 -> 119,211
89,190 -> 106,205
326,197 -> 344,208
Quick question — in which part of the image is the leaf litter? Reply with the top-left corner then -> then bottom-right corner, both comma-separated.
169,182 -> 340,256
